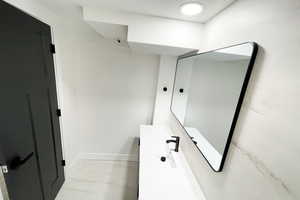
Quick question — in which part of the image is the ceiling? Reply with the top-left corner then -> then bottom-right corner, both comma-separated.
39,0 -> 236,23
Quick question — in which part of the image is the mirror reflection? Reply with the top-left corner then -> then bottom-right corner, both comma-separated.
171,42 -> 258,171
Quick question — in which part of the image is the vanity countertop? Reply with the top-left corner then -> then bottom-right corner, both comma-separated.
139,125 -> 206,200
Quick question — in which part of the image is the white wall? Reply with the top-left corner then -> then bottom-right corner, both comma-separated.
153,56 -> 177,125
167,0 -> 300,199
76,40 -> 159,157
54,12 -> 159,164
3,0 -> 159,171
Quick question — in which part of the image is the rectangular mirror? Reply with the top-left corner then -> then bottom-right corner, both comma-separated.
171,42 -> 258,172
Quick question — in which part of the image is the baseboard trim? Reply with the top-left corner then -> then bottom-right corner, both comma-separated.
78,153 -> 139,162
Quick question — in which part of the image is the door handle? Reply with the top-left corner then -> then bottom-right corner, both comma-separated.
10,152 -> 34,170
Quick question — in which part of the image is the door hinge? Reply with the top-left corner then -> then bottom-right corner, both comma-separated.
61,160 -> 66,167
50,43 -> 56,54
56,109 -> 62,117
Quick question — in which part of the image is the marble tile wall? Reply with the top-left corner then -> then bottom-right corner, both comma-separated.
168,0 -> 300,199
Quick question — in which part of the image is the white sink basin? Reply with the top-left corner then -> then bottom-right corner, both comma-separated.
139,125 -> 206,200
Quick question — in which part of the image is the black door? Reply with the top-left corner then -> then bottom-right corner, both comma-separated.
0,1 -> 65,199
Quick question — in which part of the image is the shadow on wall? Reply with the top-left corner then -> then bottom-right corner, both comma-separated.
115,137 -> 140,200
102,136 -> 139,200
105,160 -> 139,200
119,137 -> 140,159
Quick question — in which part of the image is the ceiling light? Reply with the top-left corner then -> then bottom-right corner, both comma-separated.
180,2 -> 203,16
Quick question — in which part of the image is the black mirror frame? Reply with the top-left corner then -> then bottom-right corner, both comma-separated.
170,42 -> 259,172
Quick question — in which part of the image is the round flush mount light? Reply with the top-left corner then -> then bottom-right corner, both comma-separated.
180,2 -> 203,16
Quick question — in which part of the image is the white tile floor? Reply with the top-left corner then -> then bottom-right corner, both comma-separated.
56,159 -> 138,200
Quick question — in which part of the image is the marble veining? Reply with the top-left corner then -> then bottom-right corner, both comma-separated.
232,142 -> 296,199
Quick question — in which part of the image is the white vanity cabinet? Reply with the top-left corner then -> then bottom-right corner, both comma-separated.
138,125 -> 206,200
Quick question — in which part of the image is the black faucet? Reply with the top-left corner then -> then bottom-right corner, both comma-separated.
166,136 -> 180,152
